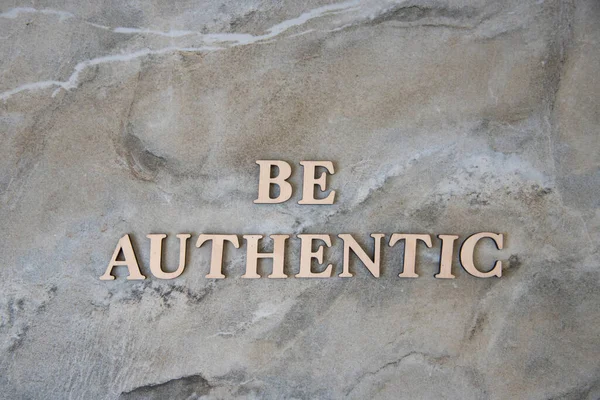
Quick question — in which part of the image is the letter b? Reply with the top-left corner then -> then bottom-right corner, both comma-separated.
254,160 -> 293,204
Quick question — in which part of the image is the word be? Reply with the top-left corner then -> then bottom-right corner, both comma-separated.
100,232 -> 504,280
255,160 -> 335,204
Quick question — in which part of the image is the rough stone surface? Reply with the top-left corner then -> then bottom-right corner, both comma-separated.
0,0 -> 599,399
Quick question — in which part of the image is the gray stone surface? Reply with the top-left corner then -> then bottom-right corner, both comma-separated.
0,0 -> 599,398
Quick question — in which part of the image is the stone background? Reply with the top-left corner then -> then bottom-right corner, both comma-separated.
1,0 -> 599,399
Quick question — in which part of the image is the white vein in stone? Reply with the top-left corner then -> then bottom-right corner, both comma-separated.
0,46 -> 221,102
0,7 -> 73,21
86,22 -> 111,30
0,0 -> 362,101
112,27 -> 196,38
110,0 -> 360,45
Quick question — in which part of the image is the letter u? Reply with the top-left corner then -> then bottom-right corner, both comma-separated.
147,234 -> 192,279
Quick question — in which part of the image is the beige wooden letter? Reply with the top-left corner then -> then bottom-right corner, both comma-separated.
254,160 -> 293,204
196,234 -> 240,279
298,161 -> 336,205
100,234 -> 145,280
435,234 -> 459,279
147,234 -> 191,279
389,234 -> 432,278
296,234 -> 333,278
460,232 -> 504,278
243,235 -> 289,278
338,233 -> 384,278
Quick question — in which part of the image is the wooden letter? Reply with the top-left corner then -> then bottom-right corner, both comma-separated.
298,161 -> 336,205
254,160 -> 293,204
196,234 -> 240,279
147,233 -> 191,279
243,234 -> 289,278
296,234 -> 333,278
435,234 -> 459,279
389,234 -> 432,278
460,232 -> 503,278
338,233 -> 384,278
100,234 -> 145,280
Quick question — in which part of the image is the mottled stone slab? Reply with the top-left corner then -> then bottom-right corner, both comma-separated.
0,0 -> 598,399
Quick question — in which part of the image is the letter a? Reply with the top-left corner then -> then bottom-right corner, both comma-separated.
100,234 -> 145,280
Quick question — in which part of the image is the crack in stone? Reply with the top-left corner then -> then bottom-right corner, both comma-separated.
123,131 -> 168,182
345,351 -> 450,396
467,313 -> 487,341
369,3 -> 479,26
113,70 -> 173,183
119,373 -> 213,399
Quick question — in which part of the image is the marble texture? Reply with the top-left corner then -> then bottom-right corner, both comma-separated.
0,0 -> 599,398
